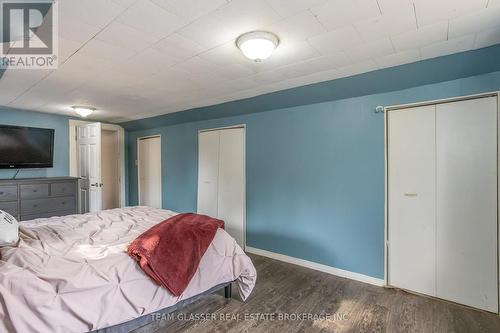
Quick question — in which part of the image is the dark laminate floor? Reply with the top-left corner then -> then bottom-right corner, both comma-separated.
133,254 -> 500,333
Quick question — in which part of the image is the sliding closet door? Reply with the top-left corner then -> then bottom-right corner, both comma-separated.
218,128 -> 245,248
436,97 -> 498,313
197,131 -> 220,217
388,105 -> 437,296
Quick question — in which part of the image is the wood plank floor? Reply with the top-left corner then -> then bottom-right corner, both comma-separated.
133,254 -> 500,333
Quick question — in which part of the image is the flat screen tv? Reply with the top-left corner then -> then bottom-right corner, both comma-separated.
0,125 -> 55,169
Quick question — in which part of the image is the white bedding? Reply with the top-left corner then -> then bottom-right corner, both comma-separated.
0,207 -> 257,333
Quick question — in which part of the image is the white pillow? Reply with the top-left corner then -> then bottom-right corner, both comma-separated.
0,210 -> 19,246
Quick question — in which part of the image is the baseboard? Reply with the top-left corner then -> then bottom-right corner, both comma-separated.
246,246 -> 385,287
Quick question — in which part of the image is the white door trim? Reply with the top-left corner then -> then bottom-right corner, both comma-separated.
384,91 -> 500,313
137,135 -> 162,208
198,124 -> 246,250
69,120 -> 126,208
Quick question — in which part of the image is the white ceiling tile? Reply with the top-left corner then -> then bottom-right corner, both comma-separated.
420,34 -> 476,59
474,27 -> 500,48
489,0 -> 500,7
346,37 -> 394,63
354,3 -> 416,41
59,0 -> 127,29
58,16 -> 101,44
336,59 -> 379,77
117,0 -> 188,40
392,21 -> 448,52
414,0 -> 489,27
376,0 -> 413,14
449,6 -> 500,39
211,77 -> 259,93
310,0 -> 381,31
264,11 -> 327,42
266,0 -> 329,18
177,0 -> 282,48
96,22 -> 159,52
58,38 -> 83,62
257,40 -> 320,71
125,47 -> 179,75
308,26 -> 364,54
0,70 -> 50,104
197,41 -> 259,71
151,0 -> 227,22
152,33 -> 206,61
374,49 -> 421,68
176,56 -> 228,84
251,52 -> 349,84
76,39 -> 138,63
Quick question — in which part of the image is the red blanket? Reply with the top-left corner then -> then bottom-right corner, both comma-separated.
128,213 -> 224,296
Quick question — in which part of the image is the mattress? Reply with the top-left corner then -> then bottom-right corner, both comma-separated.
0,207 -> 257,333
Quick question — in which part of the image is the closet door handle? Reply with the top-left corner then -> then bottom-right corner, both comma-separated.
404,193 -> 418,197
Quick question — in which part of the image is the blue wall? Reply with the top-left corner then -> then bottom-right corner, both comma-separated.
0,107 -> 70,179
125,70 -> 500,280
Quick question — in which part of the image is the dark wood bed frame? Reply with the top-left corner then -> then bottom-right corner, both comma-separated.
93,282 -> 233,333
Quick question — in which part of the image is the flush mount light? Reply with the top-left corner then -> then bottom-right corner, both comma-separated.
72,106 -> 95,118
236,31 -> 279,62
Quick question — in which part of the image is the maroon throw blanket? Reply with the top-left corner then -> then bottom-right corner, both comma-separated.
128,213 -> 224,296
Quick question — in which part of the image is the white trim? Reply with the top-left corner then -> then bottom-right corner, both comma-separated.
246,246 -> 385,287
137,135 -> 163,208
198,124 -> 246,133
69,120 -> 126,208
384,91 -> 498,112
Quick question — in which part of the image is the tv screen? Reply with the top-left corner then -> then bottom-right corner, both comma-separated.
0,125 -> 54,169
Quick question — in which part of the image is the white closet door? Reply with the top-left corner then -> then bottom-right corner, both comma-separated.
197,131 -> 220,217
388,105 -> 437,296
218,128 -> 245,248
436,97 -> 498,313
138,136 -> 162,209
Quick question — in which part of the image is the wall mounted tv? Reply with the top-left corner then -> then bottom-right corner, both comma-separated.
0,125 -> 55,169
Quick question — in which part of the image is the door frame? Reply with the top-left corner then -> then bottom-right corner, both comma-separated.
384,91 -> 500,312
198,124 -> 247,249
137,135 -> 162,208
69,120 -> 126,208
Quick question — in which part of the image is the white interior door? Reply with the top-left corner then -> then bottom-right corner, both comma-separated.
435,97 -> 498,313
218,128 -> 245,248
77,122 -> 102,213
197,131 -> 220,217
388,105 -> 437,296
197,127 -> 246,248
138,136 -> 162,208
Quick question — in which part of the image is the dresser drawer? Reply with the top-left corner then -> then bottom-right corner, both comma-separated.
0,201 -> 18,217
20,184 -> 49,199
21,209 -> 76,222
21,196 -> 75,215
51,182 -> 76,196
0,185 -> 18,202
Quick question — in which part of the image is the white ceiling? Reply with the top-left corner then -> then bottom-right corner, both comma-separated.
1,0 -> 500,123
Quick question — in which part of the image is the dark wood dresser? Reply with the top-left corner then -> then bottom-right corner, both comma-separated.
0,177 -> 79,221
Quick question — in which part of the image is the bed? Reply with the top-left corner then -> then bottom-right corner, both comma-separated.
0,207 -> 257,333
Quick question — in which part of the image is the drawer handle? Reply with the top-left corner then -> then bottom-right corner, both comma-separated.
33,204 -> 38,208
33,190 -> 37,193
61,202 -> 66,205
0,192 -> 3,195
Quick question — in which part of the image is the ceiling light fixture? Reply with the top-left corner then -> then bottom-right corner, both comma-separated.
236,31 -> 279,62
72,106 -> 95,118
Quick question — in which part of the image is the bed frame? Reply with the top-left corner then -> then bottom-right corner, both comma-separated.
93,282 -> 233,333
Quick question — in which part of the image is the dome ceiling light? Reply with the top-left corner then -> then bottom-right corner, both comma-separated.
236,31 -> 279,62
72,106 -> 96,118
